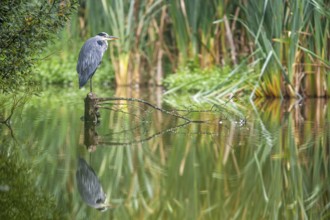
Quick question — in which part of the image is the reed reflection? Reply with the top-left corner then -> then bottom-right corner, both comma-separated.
61,89 -> 330,218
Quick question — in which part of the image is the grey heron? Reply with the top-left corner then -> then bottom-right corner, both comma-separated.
76,157 -> 111,211
76,32 -> 118,92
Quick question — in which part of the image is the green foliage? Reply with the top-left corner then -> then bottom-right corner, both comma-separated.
0,0 -> 77,93
164,65 -> 229,93
36,50 -> 78,86
0,144 -> 62,219
163,62 -> 256,100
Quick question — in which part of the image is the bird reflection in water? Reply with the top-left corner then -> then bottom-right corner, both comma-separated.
76,157 -> 111,211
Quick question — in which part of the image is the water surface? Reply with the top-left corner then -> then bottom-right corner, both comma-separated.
1,87 -> 329,219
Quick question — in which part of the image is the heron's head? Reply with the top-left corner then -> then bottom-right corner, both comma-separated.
97,32 -> 118,41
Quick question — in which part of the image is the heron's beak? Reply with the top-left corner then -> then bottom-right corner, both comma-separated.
107,36 -> 119,41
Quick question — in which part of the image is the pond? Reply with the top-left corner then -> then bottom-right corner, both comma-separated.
1,87 -> 329,219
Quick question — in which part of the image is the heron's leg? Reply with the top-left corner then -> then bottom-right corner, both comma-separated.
90,77 -> 93,93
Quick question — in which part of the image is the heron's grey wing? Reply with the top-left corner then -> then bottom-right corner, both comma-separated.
76,158 -> 106,207
76,38 -> 107,88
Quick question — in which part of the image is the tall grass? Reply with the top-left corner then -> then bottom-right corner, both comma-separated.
63,0 -> 230,85
231,0 -> 330,98
57,0 -> 330,97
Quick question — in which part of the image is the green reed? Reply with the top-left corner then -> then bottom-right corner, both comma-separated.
237,0 -> 330,98
52,0 -> 330,97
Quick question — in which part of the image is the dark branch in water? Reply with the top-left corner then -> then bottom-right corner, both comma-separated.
97,97 -> 201,122
98,106 -> 147,121
83,93 -> 245,150
98,121 -> 191,146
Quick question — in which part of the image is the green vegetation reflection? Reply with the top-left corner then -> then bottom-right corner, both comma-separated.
0,88 -> 329,219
